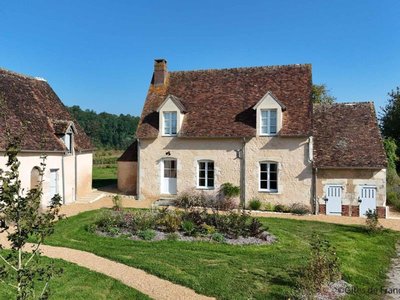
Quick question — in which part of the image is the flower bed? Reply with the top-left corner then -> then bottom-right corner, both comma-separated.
89,208 -> 276,245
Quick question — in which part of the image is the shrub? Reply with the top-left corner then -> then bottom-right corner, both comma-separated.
248,199 -> 262,210
298,233 -> 341,297
182,210 -> 207,226
220,182 -> 240,198
201,223 -> 216,235
165,232 -> 180,241
274,204 -> 290,213
174,190 -> 204,210
86,223 -> 97,233
211,232 -> 226,243
387,190 -> 400,211
223,211 -> 249,238
157,209 -> 181,232
137,229 -> 156,240
263,202 -> 275,211
365,209 -> 382,233
108,226 -> 120,236
95,210 -> 124,232
112,195 -> 122,211
129,210 -> 157,232
247,218 -> 264,236
290,203 -> 310,215
181,220 -> 197,236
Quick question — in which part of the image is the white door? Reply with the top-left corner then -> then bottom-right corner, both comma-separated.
326,185 -> 342,215
359,186 -> 377,217
161,159 -> 177,195
49,169 -> 59,204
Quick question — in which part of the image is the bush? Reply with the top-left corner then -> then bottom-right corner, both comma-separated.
130,210 -> 157,232
181,220 -> 197,236
298,233 -> 341,297
211,232 -> 226,243
365,209 -> 382,233
165,232 -> 180,241
247,218 -> 264,236
137,229 -> 156,240
387,190 -> 400,211
274,204 -> 290,213
174,190 -> 204,210
289,203 -> 310,215
201,223 -> 216,235
264,202 -> 275,211
248,199 -> 262,210
112,195 -> 122,211
220,182 -> 240,198
157,209 -> 181,232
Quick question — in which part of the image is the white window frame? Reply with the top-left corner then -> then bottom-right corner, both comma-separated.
260,109 -> 277,136
197,160 -> 215,189
163,111 -> 177,136
65,132 -> 73,153
259,161 -> 278,192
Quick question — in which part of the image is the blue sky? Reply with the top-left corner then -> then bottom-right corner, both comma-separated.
0,0 -> 399,116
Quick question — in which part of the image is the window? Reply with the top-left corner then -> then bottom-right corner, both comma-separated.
64,133 -> 72,153
260,109 -> 277,135
259,162 -> 278,192
198,161 -> 214,188
163,111 -> 177,136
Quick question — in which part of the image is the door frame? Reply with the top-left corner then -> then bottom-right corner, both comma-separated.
160,158 -> 177,195
358,185 -> 377,217
325,184 -> 343,216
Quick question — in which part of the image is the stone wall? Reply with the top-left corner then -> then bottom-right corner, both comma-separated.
118,161 -> 137,194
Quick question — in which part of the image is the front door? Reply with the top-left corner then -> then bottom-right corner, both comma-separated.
326,185 -> 342,215
161,159 -> 177,195
359,186 -> 377,217
49,169 -> 59,205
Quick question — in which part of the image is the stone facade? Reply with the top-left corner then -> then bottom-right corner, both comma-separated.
138,136 -> 313,208
118,161 -> 137,194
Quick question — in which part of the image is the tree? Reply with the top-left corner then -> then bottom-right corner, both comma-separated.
0,142 -> 63,299
383,138 -> 400,186
311,84 -> 336,104
380,87 -> 400,146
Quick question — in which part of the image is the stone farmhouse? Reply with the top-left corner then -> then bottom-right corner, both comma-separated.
0,68 -> 93,207
119,59 -> 387,217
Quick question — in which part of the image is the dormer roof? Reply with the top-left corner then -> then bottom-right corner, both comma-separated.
252,91 -> 287,111
156,94 -> 187,113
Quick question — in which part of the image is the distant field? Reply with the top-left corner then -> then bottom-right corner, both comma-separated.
92,150 -> 122,188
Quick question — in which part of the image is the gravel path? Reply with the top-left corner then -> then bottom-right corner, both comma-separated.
385,243 -> 400,300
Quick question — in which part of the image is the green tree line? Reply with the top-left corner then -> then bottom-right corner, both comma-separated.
68,105 -> 140,150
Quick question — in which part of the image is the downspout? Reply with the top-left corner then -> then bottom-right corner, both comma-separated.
74,150 -> 78,202
61,155 -> 66,204
240,137 -> 247,210
136,138 -> 141,200
308,136 -> 317,215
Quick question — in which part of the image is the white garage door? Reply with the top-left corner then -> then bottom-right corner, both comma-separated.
359,186 -> 377,217
326,185 -> 342,216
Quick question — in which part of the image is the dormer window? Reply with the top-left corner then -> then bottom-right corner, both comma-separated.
260,109 -> 277,135
163,111 -> 177,136
64,132 -> 73,153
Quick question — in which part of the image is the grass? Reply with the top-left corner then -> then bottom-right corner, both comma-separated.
92,165 -> 117,188
0,253 -> 150,300
43,209 -> 400,300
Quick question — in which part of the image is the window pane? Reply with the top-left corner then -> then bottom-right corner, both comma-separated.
207,179 -> 214,187
207,170 -> 214,179
199,170 -> 205,178
199,162 -> 205,170
269,126 -> 277,134
199,179 -> 206,187
170,169 -> 177,178
270,181 -> 277,190
260,180 -> 268,189
270,163 -> 277,172
270,172 -> 277,181
260,172 -> 268,180
164,160 -> 171,168
260,163 -> 267,171
170,160 -> 176,170
208,162 -> 214,170
164,169 -> 170,177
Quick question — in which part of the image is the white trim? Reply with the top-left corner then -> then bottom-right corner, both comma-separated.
162,111 -> 178,136
197,160 -> 215,189
258,161 -> 278,193
259,109 -> 278,136
253,91 -> 286,111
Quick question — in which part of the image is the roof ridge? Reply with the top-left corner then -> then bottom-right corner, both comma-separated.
314,101 -> 374,107
0,67 -> 47,82
169,63 -> 312,74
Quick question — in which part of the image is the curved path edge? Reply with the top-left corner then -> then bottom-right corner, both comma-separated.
28,243 -> 214,300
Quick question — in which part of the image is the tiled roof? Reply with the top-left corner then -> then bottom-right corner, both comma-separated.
117,141 -> 138,162
313,102 -> 387,169
0,68 -> 92,152
136,63 -> 312,138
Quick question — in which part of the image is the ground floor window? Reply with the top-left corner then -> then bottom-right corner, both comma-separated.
198,160 -> 214,188
259,162 -> 278,192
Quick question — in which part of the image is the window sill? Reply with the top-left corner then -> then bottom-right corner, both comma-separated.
258,190 -> 279,194
162,134 -> 177,137
196,187 -> 215,190
259,134 -> 278,137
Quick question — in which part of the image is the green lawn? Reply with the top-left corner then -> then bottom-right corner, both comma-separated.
92,165 -> 117,188
43,209 -> 400,300
0,253 -> 150,300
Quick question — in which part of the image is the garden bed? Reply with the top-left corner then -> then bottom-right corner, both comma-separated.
90,208 -> 276,245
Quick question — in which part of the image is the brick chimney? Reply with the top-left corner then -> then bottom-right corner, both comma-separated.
153,59 -> 168,86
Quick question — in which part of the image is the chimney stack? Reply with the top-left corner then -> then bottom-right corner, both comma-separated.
153,59 -> 168,86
